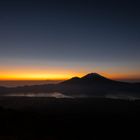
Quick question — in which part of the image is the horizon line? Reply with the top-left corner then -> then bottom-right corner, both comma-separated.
0,72 -> 140,82
0,77 -> 140,83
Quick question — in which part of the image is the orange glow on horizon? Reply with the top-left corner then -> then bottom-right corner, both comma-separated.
0,73 -> 73,80
0,69 -> 83,80
0,71 -> 139,81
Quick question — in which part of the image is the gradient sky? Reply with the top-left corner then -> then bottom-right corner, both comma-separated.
0,0 -> 140,81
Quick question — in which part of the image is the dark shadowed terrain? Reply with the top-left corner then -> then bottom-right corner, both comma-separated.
0,73 -> 140,139
0,97 -> 140,140
0,73 -> 140,99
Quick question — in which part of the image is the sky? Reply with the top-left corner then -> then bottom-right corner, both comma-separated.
0,0 -> 140,81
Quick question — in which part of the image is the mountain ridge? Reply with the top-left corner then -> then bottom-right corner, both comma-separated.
0,73 -> 140,98
60,73 -> 117,85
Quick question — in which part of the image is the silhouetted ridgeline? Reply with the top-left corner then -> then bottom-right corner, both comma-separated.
0,73 -> 140,98
0,73 -> 140,139
0,97 -> 140,139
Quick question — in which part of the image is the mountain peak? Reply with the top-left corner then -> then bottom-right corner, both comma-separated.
82,73 -> 104,79
60,73 -> 113,85
60,76 -> 80,84
71,76 -> 80,80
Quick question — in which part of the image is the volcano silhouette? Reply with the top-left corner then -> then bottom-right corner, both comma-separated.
53,73 -> 140,98
0,73 -> 140,98
60,73 -> 114,85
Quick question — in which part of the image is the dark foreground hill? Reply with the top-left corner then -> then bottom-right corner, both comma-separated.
0,73 -> 140,98
0,97 -> 140,139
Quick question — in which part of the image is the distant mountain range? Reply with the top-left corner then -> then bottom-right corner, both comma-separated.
0,73 -> 140,98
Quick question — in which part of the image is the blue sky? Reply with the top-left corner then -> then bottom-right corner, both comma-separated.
0,0 -> 140,80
